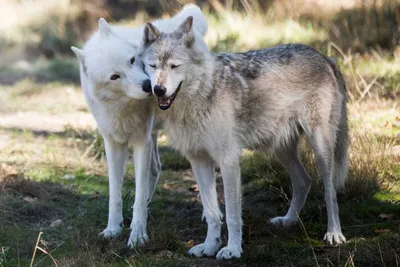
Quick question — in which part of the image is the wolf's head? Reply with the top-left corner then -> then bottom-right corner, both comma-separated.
141,16 -> 210,110
71,18 -> 151,101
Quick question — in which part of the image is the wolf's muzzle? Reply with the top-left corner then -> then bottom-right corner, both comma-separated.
154,85 -> 166,97
142,79 -> 152,94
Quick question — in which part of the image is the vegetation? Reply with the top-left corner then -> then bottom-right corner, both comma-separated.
0,0 -> 399,266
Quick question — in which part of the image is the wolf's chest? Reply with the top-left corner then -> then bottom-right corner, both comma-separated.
165,122 -> 208,153
90,99 -> 153,144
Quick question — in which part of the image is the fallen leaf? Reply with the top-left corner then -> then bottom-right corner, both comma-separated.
189,184 -> 199,192
378,213 -> 393,220
396,115 -> 400,121
50,219 -> 63,228
156,250 -> 173,259
23,196 -> 38,203
186,239 -> 195,248
384,121 -> 392,128
375,229 -> 390,234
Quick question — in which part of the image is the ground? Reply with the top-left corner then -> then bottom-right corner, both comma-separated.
1,1 -> 400,266
0,81 -> 399,267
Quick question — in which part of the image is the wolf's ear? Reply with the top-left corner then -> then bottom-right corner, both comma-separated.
179,16 -> 194,47
143,22 -> 160,45
71,46 -> 84,65
98,18 -> 112,37
179,16 -> 193,34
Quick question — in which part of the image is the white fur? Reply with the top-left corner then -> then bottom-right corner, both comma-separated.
71,5 -> 207,248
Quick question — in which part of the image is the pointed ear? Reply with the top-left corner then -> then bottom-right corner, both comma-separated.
179,16 -> 194,47
179,16 -> 193,35
143,22 -> 160,45
98,18 -> 112,37
71,46 -> 84,64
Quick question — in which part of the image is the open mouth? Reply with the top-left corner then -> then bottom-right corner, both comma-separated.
157,81 -> 182,110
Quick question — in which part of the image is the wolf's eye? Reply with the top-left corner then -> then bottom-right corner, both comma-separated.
130,57 -> 135,64
110,74 -> 120,80
171,64 -> 181,70
149,64 -> 156,69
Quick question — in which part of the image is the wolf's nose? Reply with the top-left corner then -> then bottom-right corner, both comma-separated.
142,79 -> 152,93
154,85 -> 166,97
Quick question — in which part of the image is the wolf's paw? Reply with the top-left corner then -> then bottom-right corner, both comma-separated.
99,226 -> 122,239
269,216 -> 297,227
216,246 -> 242,260
324,232 -> 346,245
189,242 -> 221,257
127,227 -> 148,248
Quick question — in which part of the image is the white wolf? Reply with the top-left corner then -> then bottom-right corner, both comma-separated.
70,5 -> 207,248
141,17 -> 348,259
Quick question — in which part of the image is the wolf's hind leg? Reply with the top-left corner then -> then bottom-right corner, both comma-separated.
186,153 -> 222,257
269,139 -> 311,227
308,126 -> 346,245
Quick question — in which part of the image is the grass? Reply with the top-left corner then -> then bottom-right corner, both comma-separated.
0,113 -> 399,266
0,79 -> 85,114
0,0 -> 399,266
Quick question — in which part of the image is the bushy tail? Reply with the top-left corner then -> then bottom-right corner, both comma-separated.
327,57 -> 349,191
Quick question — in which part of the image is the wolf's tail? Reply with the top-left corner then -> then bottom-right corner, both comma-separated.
327,57 -> 349,191
180,4 -> 208,37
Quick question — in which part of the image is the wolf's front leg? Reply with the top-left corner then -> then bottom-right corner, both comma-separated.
128,139 -> 153,248
100,137 -> 128,238
186,153 -> 222,257
216,156 -> 243,260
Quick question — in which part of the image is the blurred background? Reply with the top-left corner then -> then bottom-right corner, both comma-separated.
0,0 -> 399,93
0,1 -> 399,266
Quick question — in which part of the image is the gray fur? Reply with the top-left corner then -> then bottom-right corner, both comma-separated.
142,20 -> 348,259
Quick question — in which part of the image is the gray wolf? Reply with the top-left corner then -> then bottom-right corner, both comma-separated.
70,6 -> 207,248
141,16 -> 348,259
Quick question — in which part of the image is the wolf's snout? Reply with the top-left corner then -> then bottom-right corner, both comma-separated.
154,85 -> 166,97
142,80 -> 152,93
